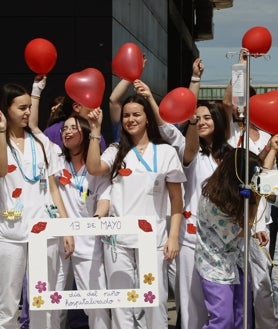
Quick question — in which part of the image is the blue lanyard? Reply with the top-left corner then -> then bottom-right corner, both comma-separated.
10,134 -> 41,183
132,143 -> 157,173
69,162 -> 87,194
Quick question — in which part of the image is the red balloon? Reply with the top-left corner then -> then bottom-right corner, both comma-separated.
65,68 -> 105,108
112,43 -> 144,82
24,38 -> 57,74
242,26 -> 272,56
250,91 -> 278,134
159,87 -> 197,124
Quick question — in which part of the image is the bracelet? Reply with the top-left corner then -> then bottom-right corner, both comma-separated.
191,76 -> 201,82
31,95 -> 40,99
89,133 -> 101,141
0,130 -> 6,133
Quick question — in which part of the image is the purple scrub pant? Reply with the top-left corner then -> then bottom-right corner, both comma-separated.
199,268 -> 252,329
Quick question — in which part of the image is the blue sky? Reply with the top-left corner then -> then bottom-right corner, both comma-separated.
197,0 -> 278,85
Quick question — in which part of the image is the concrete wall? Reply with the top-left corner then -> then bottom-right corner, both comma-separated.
112,0 -> 168,100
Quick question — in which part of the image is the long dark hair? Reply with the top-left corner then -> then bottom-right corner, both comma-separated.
201,148 -> 262,227
198,100 -> 230,161
0,83 -> 49,167
61,114 -> 90,163
110,93 -> 166,180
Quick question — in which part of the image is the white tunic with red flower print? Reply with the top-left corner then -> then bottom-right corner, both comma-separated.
0,132 -> 61,242
55,158 -> 110,260
100,142 -> 186,249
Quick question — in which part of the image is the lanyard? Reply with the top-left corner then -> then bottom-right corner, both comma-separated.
132,143 -> 157,173
10,134 -> 41,183
69,162 -> 87,194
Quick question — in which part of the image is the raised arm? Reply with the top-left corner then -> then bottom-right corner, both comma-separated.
182,115 -> 200,166
28,75 -> 47,133
109,55 -> 147,125
182,58 -> 204,164
177,58 -> 204,132
133,79 -> 164,126
188,57 -> 204,99
86,108 -> 110,175
109,79 -> 132,124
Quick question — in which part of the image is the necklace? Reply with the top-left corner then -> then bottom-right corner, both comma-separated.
132,143 -> 157,172
10,134 -> 41,183
11,137 -> 24,146
138,147 -> 145,154
136,143 -> 149,154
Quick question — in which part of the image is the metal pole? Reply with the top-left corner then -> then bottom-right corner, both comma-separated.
243,50 -> 250,329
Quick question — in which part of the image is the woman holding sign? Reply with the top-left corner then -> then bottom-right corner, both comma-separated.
51,114 -> 111,329
86,94 -> 186,329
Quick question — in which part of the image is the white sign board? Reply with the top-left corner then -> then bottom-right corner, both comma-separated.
28,216 -> 158,310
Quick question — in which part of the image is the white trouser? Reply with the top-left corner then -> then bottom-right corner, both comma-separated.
0,241 -> 27,329
0,238 -> 59,329
104,244 -> 168,329
249,236 -> 278,329
51,241 -> 111,329
176,244 -> 208,329
272,230 -> 278,319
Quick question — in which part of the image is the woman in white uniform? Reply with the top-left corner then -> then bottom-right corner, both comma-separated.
0,83 -> 74,329
132,74 -> 231,329
86,94 -> 186,329
51,114 -> 111,329
159,101 -> 232,329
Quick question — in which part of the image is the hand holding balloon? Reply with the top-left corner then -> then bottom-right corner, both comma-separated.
87,108 -> 103,131
31,75 -> 47,98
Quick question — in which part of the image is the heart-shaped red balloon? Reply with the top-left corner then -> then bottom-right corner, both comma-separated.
24,38 -> 57,74
250,91 -> 278,134
65,68 -> 105,108
159,87 -> 197,124
242,26 -> 272,56
112,43 -> 144,82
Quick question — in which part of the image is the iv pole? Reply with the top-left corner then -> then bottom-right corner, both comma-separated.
228,49 -> 252,329
243,49 -> 251,329
235,50 -> 270,329
227,45 -> 271,329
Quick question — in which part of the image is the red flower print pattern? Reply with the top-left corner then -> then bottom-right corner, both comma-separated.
138,219 -> 153,232
187,223 -> 197,234
8,164 -> 17,173
31,222 -> 47,234
118,168 -> 132,176
12,188 -> 22,198
59,168 -> 72,185
62,169 -> 72,179
183,211 -> 191,219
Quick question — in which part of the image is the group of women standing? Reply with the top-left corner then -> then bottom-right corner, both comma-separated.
0,52 -> 278,329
